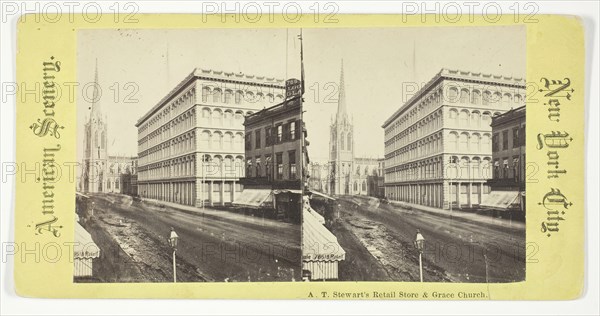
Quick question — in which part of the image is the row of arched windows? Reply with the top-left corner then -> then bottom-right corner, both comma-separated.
385,156 -> 493,182
447,131 -> 492,153
139,107 -> 196,153
447,108 -> 500,128
139,154 -> 196,181
200,107 -> 253,128
199,130 -> 244,151
139,88 -> 196,138
201,86 -> 284,105
448,87 -> 523,107
385,110 -> 443,153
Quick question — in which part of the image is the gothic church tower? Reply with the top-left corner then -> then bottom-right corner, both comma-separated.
82,60 -> 108,193
328,61 -> 354,195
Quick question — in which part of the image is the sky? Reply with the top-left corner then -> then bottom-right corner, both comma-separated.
77,25 -> 525,164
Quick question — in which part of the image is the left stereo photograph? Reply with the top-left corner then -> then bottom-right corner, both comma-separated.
74,29 -> 305,283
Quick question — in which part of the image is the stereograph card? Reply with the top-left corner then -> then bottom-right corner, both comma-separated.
12,13 -> 585,300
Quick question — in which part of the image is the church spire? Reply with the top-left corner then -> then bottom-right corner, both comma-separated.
90,58 -> 101,121
336,59 -> 347,123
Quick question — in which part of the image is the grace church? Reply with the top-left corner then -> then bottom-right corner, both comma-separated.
325,62 -> 382,197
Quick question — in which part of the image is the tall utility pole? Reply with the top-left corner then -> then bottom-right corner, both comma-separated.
299,29 -> 305,197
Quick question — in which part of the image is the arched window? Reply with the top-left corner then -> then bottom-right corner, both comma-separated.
448,132 -> 458,151
224,110 -> 233,127
472,157 -> 481,179
514,94 -> 522,104
449,109 -> 459,125
212,109 -> 223,126
502,93 -> 512,106
353,181 -> 358,191
460,89 -> 470,103
202,86 -> 211,103
224,90 -> 233,104
223,132 -> 233,149
362,180 -> 367,191
448,87 -> 458,102
213,89 -> 222,103
482,134 -> 491,151
471,90 -> 481,104
201,108 -> 211,125
200,131 -> 211,148
235,90 -> 243,104
471,111 -> 481,128
234,133 -> 243,149
245,91 -> 255,103
234,111 -> 243,126
459,110 -> 469,126
212,132 -> 222,149
493,92 -> 502,105
481,112 -> 491,127
340,132 -> 345,150
267,93 -> 274,102
459,132 -> 469,151
482,91 -> 491,105
470,133 -> 481,151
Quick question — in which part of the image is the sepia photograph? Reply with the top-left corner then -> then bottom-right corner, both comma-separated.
73,25 -> 526,284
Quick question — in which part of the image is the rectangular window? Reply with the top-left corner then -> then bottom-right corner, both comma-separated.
513,156 -> 520,182
245,133 -> 252,151
502,130 -> 509,150
520,125 -> 526,146
276,153 -> 283,180
503,158 -> 509,178
282,123 -> 289,142
265,127 -> 272,146
492,133 -> 499,152
255,157 -> 262,177
235,183 -> 242,192
512,127 -> 520,148
289,121 -> 296,140
288,151 -> 296,179
224,183 -> 232,192
277,125 -> 283,143
213,183 -> 221,192
246,158 -> 253,178
493,160 -> 500,178
265,154 -> 272,180
255,130 -> 261,149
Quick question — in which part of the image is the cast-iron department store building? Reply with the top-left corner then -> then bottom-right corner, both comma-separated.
135,68 -> 286,207
382,69 -> 526,209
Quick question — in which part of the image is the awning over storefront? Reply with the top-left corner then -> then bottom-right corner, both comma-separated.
232,189 -> 273,208
302,209 -> 345,262
480,190 -> 521,211
309,190 -> 336,201
74,222 -> 100,259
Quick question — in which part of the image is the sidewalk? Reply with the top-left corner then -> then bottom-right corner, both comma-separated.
388,199 -> 525,231
141,197 -> 293,229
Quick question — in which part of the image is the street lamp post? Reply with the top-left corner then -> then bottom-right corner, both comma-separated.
168,227 -> 179,283
414,229 -> 425,282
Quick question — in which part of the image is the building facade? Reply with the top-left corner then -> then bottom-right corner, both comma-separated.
382,69 -> 526,210
135,68 -> 286,207
80,65 -> 135,194
483,105 -> 526,215
241,95 -> 303,188
238,93 -> 304,222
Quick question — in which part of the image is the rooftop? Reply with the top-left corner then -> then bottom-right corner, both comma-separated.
381,68 -> 526,128
136,68 -> 286,127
